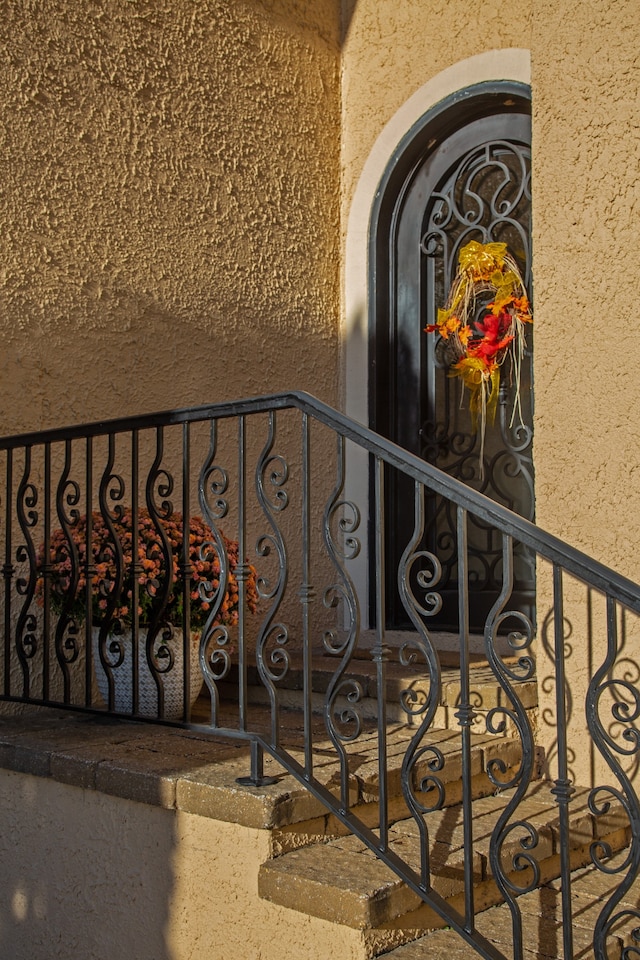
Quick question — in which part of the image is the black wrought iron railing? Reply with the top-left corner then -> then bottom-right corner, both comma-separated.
0,391 -> 638,960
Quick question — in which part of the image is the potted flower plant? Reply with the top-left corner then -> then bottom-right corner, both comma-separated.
36,508 -> 258,717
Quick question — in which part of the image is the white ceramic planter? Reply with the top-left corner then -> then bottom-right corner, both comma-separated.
92,627 -> 203,719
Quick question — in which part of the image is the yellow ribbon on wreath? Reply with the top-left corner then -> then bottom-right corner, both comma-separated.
424,240 -> 532,474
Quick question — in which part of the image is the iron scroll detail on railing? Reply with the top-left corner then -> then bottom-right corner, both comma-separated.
0,391 -> 639,960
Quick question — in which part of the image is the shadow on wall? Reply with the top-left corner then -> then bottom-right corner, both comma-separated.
0,772 -> 176,960
341,0 -> 359,44
0,304 -> 340,436
536,578 -> 640,791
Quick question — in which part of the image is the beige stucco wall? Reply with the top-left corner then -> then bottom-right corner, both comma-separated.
0,0 -> 341,435
532,0 -> 640,576
0,769 -> 368,960
531,0 -> 640,786
0,0 -> 344,717
1,0 -> 639,825
340,0 -> 532,224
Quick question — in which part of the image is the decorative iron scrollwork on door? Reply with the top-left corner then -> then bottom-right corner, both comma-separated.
420,137 -> 534,630
370,86 -> 533,631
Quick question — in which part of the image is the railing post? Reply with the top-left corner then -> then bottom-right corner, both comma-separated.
550,563 -> 575,959
237,414 -> 249,733
300,412 -> 315,780
236,739 -> 278,788
455,505 -> 476,931
374,455 -> 390,851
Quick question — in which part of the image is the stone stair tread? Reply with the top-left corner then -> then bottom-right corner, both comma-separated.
257,840 -> 422,929
258,782 -> 629,931
380,911 -> 623,960
195,711 -> 523,830
224,646 -> 536,704
380,853 -> 636,960
353,729 -> 522,802
207,693 -> 524,793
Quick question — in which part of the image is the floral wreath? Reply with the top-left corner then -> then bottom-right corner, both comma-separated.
425,239 -> 532,465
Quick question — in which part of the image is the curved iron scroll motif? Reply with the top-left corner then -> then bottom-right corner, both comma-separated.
15,447 -> 39,697
322,434 -> 363,811
255,411 -> 290,746
586,598 -> 640,959
95,434 -> 127,711
485,534 -> 537,960
397,480 -> 446,887
421,138 -> 534,628
53,441 -> 82,703
144,427 -> 179,718
198,419 -> 232,726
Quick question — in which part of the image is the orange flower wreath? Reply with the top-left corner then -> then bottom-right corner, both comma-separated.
425,240 -> 532,466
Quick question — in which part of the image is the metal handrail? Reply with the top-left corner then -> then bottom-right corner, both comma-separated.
2,390 -> 637,611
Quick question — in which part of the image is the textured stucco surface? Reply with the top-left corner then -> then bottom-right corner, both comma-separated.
531,0 -> 640,782
339,0 -> 640,787
532,0 -> 640,574
0,0 -> 341,434
0,770 -> 368,960
340,0 -> 532,214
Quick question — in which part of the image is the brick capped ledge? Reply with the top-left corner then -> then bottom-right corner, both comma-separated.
0,710 -> 335,831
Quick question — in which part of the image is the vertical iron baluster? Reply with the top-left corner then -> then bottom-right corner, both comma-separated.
486,533 -> 537,960
398,480 -> 445,889
97,433 -> 127,712
456,506 -> 475,931
181,422 -> 192,722
549,564 -> 574,960
237,414 -> 248,733
374,455 -> 389,851
131,431 -> 139,716
3,450 -> 13,697
301,412 -> 313,779
145,425 -> 174,718
54,439 -> 82,704
587,596 -> 640,958
323,432 -> 362,814
237,419 -> 278,788
15,446 -> 38,699
43,443 -> 51,701
84,438 -> 93,706
254,410 -> 290,748
198,418 -> 231,728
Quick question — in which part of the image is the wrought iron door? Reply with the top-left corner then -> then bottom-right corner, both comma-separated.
370,86 -> 533,631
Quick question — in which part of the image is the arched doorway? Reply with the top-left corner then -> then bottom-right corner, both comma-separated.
369,82 -> 533,631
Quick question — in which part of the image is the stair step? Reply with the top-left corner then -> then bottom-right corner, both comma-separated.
381,851 -> 638,960
218,634 -> 538,730
258,781 -> 630,938
191,693 -> 525,838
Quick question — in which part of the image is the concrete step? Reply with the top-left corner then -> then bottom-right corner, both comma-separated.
268,726 -> 525,853
258,781 -> 630,955
218,630 -> 538,732
195,691 -> 525,835
380,850 -> 639,959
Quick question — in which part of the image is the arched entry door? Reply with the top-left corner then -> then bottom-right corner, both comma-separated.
370,83 -> 533,632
